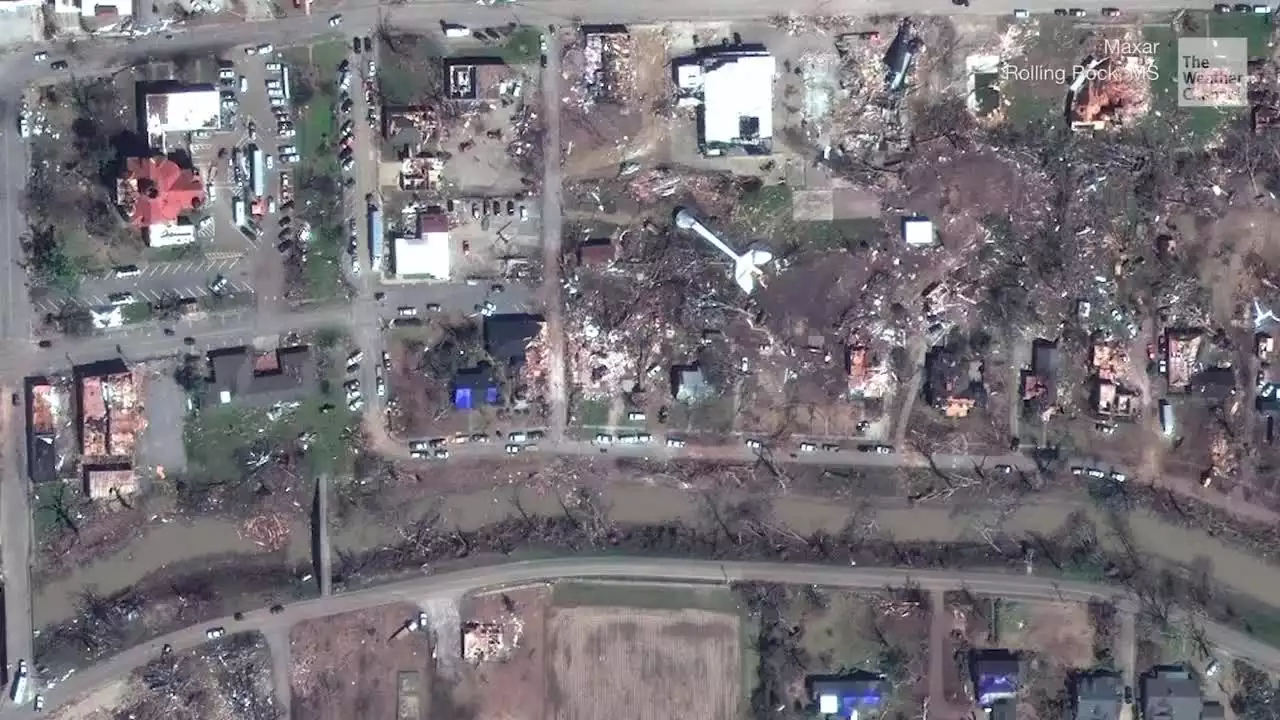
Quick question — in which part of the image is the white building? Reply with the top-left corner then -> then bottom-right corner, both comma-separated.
147,222 -> 196,248
677,51 -> 776,154
144,88 -> 221,135
393,214 -> 452,280
902,217 -> 935,246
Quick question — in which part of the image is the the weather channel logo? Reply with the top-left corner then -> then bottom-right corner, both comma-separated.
1178,37 -> 1247,107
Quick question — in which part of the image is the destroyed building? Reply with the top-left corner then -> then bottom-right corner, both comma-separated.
674,46 -> 776,155
1166,329 -> 1203,393
923,346 -> 984,417
443,57 -> 514,101
1022,339 -> 1059,414
883,20 -> 922,93
580,25 -> 633,103
25,376 -> 61,484
75,360 -> 142,461
577,237 -> 616,267
847,346 -> 893,400
84,464 -> 137,500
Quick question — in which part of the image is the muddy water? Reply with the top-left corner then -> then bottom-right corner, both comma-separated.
38,482 -> 1280,628
33,517 -> 311,627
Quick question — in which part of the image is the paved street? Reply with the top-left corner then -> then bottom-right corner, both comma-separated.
540,29 -> 568,443
10,556 -> 1280,720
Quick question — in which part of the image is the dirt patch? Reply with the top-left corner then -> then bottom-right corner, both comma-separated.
457,587 -> 549,720
547,606 -> 740,720
290,604 -> 435,720
998,601 -> 1095,668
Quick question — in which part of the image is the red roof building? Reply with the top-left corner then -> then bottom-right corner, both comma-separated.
117,157 -> 205,227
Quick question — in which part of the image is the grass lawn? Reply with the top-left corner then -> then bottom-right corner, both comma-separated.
791,591 -> 890,674
185,364 -> 360,483
573,397 -> 610,427
1145,13 -> 1260,146
121,302 -> 153,324
499,26 -> 542,65
735,184 -> 884,250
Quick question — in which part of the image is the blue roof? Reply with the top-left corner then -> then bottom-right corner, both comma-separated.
454,387 -> 473,409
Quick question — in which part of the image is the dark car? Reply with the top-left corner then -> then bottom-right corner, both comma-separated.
1123,686 -> 1133,704
163,328 -> 175,336
10,393 -> 18,407
484,27 -> 501,39
277,239 -> 293,253
1215,2 -> 1232,10
363,36 -> 372,52
50,60 -> 68,70
183,336 -> 196,346
269,604 -> 284,614
352,36 -> 361,53
1236,2 -> 1252,10
233,612 -> 244,621
37,339 -> 51,348
539,54 -> 547,68
1054,7 -> 1069,13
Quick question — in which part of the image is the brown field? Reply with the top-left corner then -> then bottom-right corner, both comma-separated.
290,603 -> 434,720
999,601 -> 1095,669
546,607 -> 740,720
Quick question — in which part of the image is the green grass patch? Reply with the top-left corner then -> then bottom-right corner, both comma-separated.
991,599 -> 1028,644
791,590 -> 889,674
185,378 -> 359,483
32,482 -> 81,543
738,184 -> 793,228
499,26 -> 542,65
552,581 -> 742,613
1145,16 -> 1253,146
120,302 -> 153,324
573,397 -> 610,427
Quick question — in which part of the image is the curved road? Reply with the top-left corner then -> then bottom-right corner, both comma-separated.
13,557 -> 1280,718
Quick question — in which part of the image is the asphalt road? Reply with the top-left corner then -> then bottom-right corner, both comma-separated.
12,557 -> 1280,719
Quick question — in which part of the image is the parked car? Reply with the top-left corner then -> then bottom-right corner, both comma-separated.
50,60 -> 68,70
328,13 -> 342,25
1101,7 -> 1121,16
505,444 -> 522,454
799,442 -> 817,452
594,434 -> 614,445
666,438 -> 686,448
205,627 -> 226,639
745,438 -> 762,450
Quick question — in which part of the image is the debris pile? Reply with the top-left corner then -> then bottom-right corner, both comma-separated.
240,513 -> 291,551
462,616 -> 525,664
564,29 -> 638,111
769,13 -> 857,36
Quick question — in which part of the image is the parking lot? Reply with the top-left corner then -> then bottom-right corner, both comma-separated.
445,196 -> 541,278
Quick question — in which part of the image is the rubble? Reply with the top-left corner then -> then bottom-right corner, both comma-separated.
462,615 -> 525,664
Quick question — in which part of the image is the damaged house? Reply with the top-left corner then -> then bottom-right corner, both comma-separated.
1022,339 -> 1059,416
923,345 -> 985,418
1090,341 -> 1137,417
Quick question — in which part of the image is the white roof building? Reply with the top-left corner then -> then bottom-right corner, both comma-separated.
700,52 -> 776,149
144,88 -> 221,135
394,218 -> 451,280
903,217 -> 935,246
147,222 -> 196,248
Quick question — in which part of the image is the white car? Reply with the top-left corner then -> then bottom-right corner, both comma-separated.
329,13 -> 342,26
33,51 -> 47,62
376,377 -> 386,398
1013,8 -> 1029,17
799,442 -> 817,452
350,257 -> 361,276
368,59 -> 377,76
594,434 -> 614,445
745,439 -> 762,450
636,433 -> 652,444
265,154 -> 275,171
1111,471 -> 1128,482
666,438 -> 685,448
257,43 -> 274,54
266,61 -> 283,72
349,397 -> 365,411
33,695 -> 44,712
505,444 -> 522,454
1086,468 -> 1106,479
244,46 -> 257,55
205,627 -> 225,639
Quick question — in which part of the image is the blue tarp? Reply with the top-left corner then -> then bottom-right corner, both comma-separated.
455,387 -> 473,409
